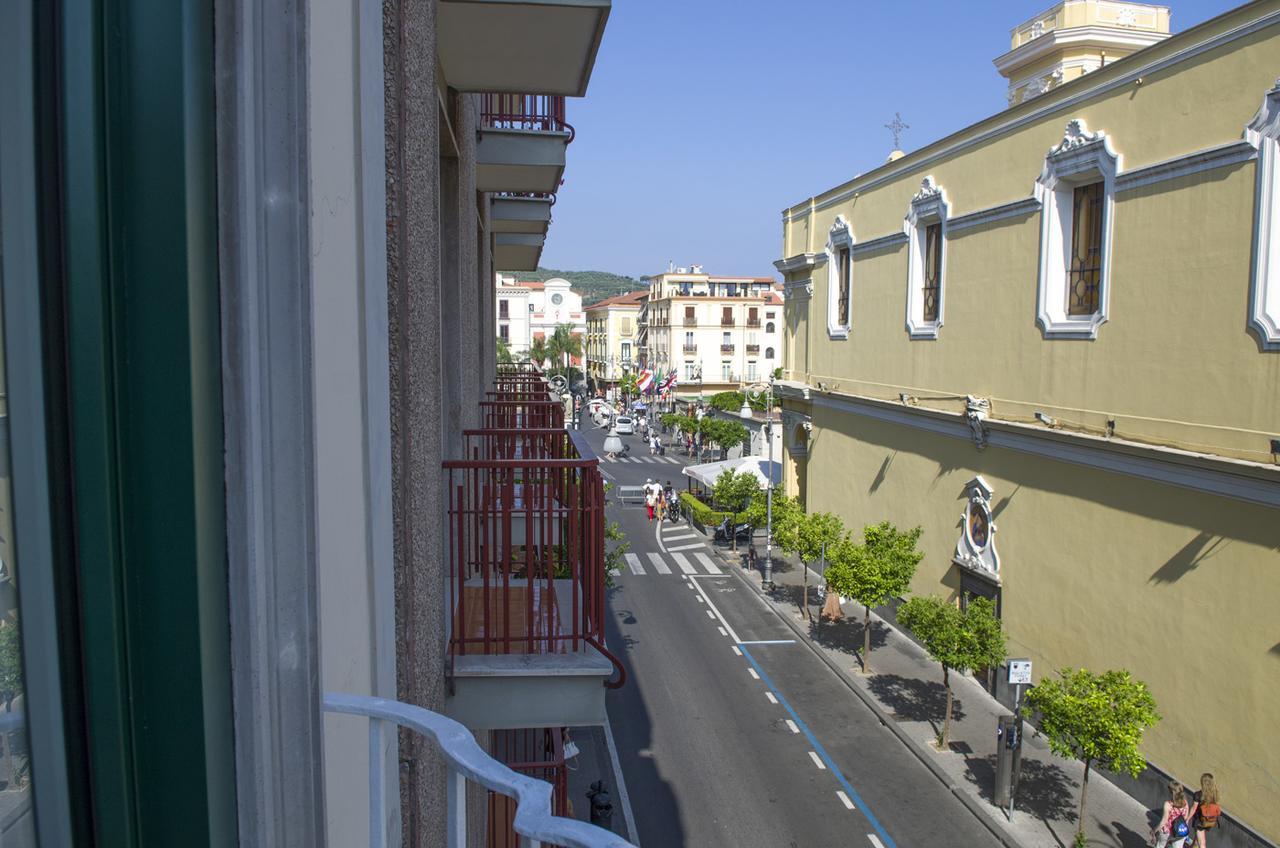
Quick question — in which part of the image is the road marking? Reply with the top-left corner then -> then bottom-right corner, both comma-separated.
739,646 -> 898,848
809,751 -> 826,770
765,692 -> 778,704
624,553 -> 645,575
786,720 -> 799,734
695,596 -> 705,604
717,626 -> 728,637
689,577 -> 743,644
662,532 -> 698,542
602,714 -> 640,846
669,552 -> 698,575
837,791 -> 855,810
645,553 -> 671,575
666,543 -> 704,552
748,668 -> 760,680
868,837 -> 885,848
705,610 -> 715,619
732,646 -> 742,656
694,552 -> 722,574
737,640 -> 795,646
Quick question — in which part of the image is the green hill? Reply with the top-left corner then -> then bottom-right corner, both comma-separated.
520,267 -> 646,305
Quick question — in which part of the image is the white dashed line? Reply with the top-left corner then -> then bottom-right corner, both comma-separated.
717,626 -> 728,637
748,668 -> 760,680
705,610 -> 716,619
808,752 -> 826,770
867,836 -> 885,848
765,692 -> 778,704
695,596 -> 705,604
836,791 -> 855,810
732,646 -> 742,656
689,577 -> 743,643
785,720 -> 799,734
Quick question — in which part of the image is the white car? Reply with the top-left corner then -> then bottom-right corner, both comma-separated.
614,415 -> 635,435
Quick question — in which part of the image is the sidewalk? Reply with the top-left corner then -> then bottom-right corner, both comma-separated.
711,541 -> 1156,848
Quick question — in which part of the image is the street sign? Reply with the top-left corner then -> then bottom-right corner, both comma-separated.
1008,659 -> 1032,685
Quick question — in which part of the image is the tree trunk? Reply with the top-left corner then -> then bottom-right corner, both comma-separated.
863,604 -> 872,673
941,665 -> 952,749
1078,759 -> 1092,837
821,584 -> 844,621
801,560 -> 810,621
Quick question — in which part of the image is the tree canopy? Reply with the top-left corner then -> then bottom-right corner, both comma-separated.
824,522 -> 923,673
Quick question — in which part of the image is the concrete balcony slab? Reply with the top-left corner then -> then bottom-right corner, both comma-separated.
492,195 -> 553,235
494,233 -> 544,272
477,128 -> 569,193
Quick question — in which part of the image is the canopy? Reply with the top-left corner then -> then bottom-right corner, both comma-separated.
682,455 -> 781,490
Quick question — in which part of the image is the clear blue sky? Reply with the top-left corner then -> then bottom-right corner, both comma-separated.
539,0 -> 1237,281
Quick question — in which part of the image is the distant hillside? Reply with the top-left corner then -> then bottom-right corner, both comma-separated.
521,267 -> 646,305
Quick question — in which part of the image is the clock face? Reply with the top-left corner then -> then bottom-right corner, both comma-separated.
551,293 -> 564,305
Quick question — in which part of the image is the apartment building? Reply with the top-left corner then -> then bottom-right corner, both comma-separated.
584,290 -> 647,389
774,2 -> 1280,842
496,275 -> 587,359
641,267 -> 784,394
0,1 -> 626,847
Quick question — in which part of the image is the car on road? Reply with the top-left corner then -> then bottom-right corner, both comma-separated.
614,415 -> 635,435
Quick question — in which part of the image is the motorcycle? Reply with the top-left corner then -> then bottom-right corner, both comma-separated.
713,516 -> 753,545
665,492 -> 681,523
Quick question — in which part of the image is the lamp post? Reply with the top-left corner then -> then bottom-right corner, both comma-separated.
741,379 -> 775,590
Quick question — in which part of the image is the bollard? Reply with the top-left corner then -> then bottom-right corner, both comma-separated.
586,780 -> 614,828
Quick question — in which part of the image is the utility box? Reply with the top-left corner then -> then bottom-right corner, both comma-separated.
994,714 -> 1018,808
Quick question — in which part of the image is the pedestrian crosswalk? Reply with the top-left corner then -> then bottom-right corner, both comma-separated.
621,548 -> 725,577
608,454 -> 684,464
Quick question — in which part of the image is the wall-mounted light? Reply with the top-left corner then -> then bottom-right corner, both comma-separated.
899,393 -> 911,404
1034,411 -> 1057,427
1271,438 -> 1280,464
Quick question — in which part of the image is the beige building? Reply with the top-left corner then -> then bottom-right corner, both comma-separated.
775,2 -> 1280,841
584,290 -> 647,387
641,268 -> 784,394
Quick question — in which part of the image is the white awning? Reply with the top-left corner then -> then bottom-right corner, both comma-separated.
682,456 -> 781,489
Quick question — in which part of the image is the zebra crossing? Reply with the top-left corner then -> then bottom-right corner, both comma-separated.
608,454 -> 685,464
622,549 -> 723,577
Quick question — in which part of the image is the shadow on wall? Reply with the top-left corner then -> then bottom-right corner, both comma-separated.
1148,531 -> 1230,584
869,451 -> 895,493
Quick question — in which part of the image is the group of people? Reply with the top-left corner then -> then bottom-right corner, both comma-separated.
1151,773 -> 1222,847
642,479 -> 678,523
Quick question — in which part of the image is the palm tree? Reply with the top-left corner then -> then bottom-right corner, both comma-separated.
528,336 -> 550,368
547,323 -> 583,382
496,337 -> 513,364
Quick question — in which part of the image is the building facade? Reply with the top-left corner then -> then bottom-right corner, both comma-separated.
584,290 -> 647,388
496,275 -> 587,362
641,268 -> 784,395
775,2 -> 1280,842
0,1 -> 623,847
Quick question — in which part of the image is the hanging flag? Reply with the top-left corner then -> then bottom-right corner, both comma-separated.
659,369 -> 677,392
667,369 -> 679,391
636,369 -> 655,392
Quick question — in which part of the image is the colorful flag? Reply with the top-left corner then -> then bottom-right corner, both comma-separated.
636,369 -> 655,392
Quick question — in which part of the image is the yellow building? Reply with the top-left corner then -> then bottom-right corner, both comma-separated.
775,1 -> 1280,840
584,290 -> 647,388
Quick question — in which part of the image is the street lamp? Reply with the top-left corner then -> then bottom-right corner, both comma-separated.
742,379 -> 775,590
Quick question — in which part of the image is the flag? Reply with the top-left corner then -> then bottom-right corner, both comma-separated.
636,369 -> 654,392
659,369 -> 677,392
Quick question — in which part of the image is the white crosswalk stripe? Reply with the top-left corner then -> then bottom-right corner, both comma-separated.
645,552 -> 672,574
668,552 -> 698,575
666,543 -> 704,552
663,532 -> 698,542
624,553 -> 645,575
695,552 -> 723,575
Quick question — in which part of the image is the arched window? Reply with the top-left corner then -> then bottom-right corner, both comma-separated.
765,347 -> 775,359
765,321 -> 775,333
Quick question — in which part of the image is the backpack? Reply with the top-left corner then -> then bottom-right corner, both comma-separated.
1197,802 -> 1221,829
1169,808 -> 1190,839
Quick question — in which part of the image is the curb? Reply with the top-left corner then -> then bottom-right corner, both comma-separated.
715,548 -> 1024,848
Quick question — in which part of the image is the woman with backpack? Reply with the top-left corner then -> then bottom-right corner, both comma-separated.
1189,773 -> 1222,847
1152,780 -> 1193,847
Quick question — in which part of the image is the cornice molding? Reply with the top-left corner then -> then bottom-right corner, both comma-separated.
992,25 -> 1170,75
850,231 -> 908,256
773,253 -> 823,274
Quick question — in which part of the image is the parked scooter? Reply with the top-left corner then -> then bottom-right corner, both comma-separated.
713,516 -> 753,545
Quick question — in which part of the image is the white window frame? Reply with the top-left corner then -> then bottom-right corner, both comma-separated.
1033,119 -> 1120,339
903,176 -> 949,339
825,215 -> 854,339
1247,79 -> 1280,350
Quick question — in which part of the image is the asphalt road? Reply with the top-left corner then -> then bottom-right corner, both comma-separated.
581,418 -> 998,848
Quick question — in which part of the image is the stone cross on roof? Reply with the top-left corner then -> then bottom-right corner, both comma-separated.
885,112 -> 909,150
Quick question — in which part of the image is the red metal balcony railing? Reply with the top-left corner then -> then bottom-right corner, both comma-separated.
488,728 -> 568,848
486,386 -> 556,403
482,94 -> 575,142
443,455 -> 605,659
480,400 -> 565,429
464,428 -> 578,462
494,191 -> 558,207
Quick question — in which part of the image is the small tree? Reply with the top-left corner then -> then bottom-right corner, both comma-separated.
824,522 -> 922,673
496,337 -> 513,364
781,512 -> 845,620
528,337 -> 550,368
1025,668 -> 1160,843
712,470 -> 760,551
896,595 -> 1006,749
698,417 -> 749,459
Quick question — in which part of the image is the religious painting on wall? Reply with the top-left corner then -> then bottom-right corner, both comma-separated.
954,476 -> 1000,580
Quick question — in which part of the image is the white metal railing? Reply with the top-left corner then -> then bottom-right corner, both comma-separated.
323,693 -> 635,848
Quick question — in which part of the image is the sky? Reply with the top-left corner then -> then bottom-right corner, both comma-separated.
539,0 -> 1238,281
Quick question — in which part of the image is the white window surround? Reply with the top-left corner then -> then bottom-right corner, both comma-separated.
825,215 -> 854,339
1246,78 -> 1280,351
903,176 -> 949,339
1033,119 -> 1121,339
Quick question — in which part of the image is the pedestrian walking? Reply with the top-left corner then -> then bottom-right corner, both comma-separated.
1151,780 -> 1193,848
1189,773 -> 1222,848
644,478 -> 656,523
655,488 -> 666,523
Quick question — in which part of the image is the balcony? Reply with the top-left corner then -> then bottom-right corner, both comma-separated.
745,344 -> 760,354
721,318 -> 736,326
477,95 -> 571,195
720,344 -> 735,353
746,318 -> 761,327
683,344 -> 698,354
494,233 -> 546,272
682,317 -> 697,326
491,192 -> 555,236
437,0 -> 611,97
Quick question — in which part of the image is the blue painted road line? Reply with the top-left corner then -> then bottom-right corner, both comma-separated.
737,639 -> 796,645
738,645 -> 899,848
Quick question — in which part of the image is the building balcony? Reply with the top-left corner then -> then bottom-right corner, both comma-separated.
477,95 -> 571,195
721,319 -> 736,326
720,344 -> 735,353
494,233 -> 545,272
682,317 -> 697,326
683,344 -> 698,354
746,318 -> 761,327
437,0 -> 610,97
745,344 -> 760,354
491,192 -> 555,236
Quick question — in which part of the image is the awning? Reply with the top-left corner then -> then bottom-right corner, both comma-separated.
682,456 -> 781,490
